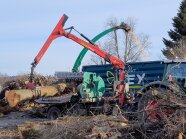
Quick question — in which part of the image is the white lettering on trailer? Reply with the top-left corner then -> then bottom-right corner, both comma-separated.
126,73 -> 146,85
137,73 -> 145,84
127,75 -> 135,85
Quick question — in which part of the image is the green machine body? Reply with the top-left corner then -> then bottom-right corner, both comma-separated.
80,72 -> 105,102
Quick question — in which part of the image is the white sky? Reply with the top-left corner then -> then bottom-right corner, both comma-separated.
0,0 -> 182,75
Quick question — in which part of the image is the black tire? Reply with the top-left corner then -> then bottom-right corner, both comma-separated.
47,106 -> 61,120
0,89 -> 6,99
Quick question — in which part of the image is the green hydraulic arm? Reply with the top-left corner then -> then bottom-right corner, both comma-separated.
72,23 -> 131,72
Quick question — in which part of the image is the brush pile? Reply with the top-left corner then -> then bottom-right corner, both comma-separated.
16,87 -> 186,139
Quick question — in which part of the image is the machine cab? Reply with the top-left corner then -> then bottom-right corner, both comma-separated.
165,60 -> 186,90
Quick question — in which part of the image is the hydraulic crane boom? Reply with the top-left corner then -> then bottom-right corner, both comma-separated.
30,14 -> 126,105
30,15 -> 68,81
72,24 -> 131,72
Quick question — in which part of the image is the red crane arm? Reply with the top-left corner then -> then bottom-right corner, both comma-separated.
60,29 -> 124,70
33,15 -> 68,66
31,14 -> 126,105
32,14 -> 124,70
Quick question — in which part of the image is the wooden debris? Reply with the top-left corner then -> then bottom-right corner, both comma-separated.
178,132 -> 183,139
18,115 -> 128,139
4,83 -> 76,107
0,128 -> 20,139
18,122 -> 52,139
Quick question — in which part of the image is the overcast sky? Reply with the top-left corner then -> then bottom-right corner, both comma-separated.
0,0 -> 182,75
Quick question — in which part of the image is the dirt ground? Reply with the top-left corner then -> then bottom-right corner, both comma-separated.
0,112 -> 47,139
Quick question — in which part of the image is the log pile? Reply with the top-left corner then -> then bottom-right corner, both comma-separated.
0,82 -> 76,113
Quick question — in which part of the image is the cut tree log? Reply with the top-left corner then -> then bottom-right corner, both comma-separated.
5,83 -> 75,107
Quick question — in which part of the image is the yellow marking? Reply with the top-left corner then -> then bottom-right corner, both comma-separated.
129,85 -> 142,89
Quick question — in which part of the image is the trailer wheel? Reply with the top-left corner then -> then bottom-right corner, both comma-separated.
47,106 -> 61,120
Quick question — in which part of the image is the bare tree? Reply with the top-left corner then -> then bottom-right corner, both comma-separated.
90,41 -> 116,65
90,17 -> 151,64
